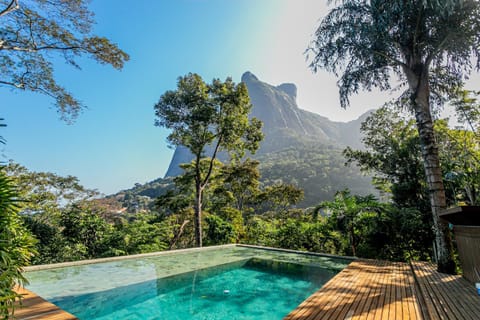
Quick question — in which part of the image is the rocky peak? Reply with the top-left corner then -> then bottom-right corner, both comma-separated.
241,71 -> 258,83
164,72 -> 368,177
277,83 -> 297,100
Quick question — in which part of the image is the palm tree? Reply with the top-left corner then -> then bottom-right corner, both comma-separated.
309,0 -> 480,273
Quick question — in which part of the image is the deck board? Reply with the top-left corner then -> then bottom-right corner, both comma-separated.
411,261 -> 480,320
285,259 -> 421,320
13,287 -> 77,320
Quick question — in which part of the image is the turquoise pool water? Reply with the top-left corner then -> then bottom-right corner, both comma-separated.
26,245 -> 351,319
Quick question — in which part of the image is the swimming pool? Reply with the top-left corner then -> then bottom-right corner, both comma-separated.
26,245 -> 352,319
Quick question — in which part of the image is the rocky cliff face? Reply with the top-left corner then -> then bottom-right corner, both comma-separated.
165,72 -> 370,177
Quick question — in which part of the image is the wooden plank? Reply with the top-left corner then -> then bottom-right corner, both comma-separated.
422,262 -> 479,320
307,262 -> 359,320
411,261 -> 480,320
399,263 -> 411,319
285,259 -> 423,320
355,260 -> 386,320
406,262 -> 423,320
412,261 -> 445,320
372,260 -> 389,320
13,287 -> 78,320
425,263 -> 471,320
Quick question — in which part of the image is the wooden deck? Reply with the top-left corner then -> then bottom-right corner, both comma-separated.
13,287 -> 77,320
412,261 -> 480,320
285,259 -> 422,320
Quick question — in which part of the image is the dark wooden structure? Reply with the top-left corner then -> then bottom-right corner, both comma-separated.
440,206 -> 480,283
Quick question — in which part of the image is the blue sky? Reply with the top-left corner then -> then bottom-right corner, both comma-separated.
3,1 -> 477,195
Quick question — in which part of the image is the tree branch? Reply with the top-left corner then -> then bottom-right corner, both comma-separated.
371,49 -> 408,69
0,79 -> 24,89
425,33 -> 451,67
0,0 -> 19,18
0,44 -> 83,52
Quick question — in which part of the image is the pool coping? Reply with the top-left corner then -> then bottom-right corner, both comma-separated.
24,244 -> 356,271
24,244 -> 237,271
237,244 -> 357,261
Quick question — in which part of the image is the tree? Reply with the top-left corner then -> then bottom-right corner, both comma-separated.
5,161 -> 98,216
344,107 -> 430,212
154,73 -> 263,247
436,120 -> 480,205
255,183 -> 304,217
309,0 -> 480,273
451,89 -> 480,135
0,0 -> 129,120
210,158 -> 261,217
315,190 -> 381,257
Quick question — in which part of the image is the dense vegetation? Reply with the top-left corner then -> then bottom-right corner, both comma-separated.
8,98 -> 478,265
0,0 -> 129,315
0,91 -> 476,320
0,169 -> 36,318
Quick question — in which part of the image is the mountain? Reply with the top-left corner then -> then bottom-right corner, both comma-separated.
111,72 -> 375,210
165,71 -> 370,177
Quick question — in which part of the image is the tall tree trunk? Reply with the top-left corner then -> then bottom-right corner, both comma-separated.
350,224 -> 356,257
411,70 -> 455,274
194,182 -> 203,247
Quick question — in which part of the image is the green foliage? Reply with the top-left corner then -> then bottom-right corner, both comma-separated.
154,73 -> 263,247
60,203 -> 113,259
452,90 -> 480,134
315,190 -> 382,257
244,216 -> 278,247
255,183 -> 304,216
344,107 -> 430,211
436,120 -> 480,205
345,106 -> 480,207
154,74 -> 263,158
22,215 -> 66,264
0,0 -> 129,120
257,145 -> 375,207
109,213 -> 171,255
275,218 -> 343,254
119,143 -> 376,210
0,169 -> 36,318
204,215 -> 236,246
5,161 -> 98,215
210,159 -> 261,217
356,206 -> 432,261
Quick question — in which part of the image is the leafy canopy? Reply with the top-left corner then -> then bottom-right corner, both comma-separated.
0,0 -> 129,121
310,0 -> 480,107
155,73 -> 263,159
